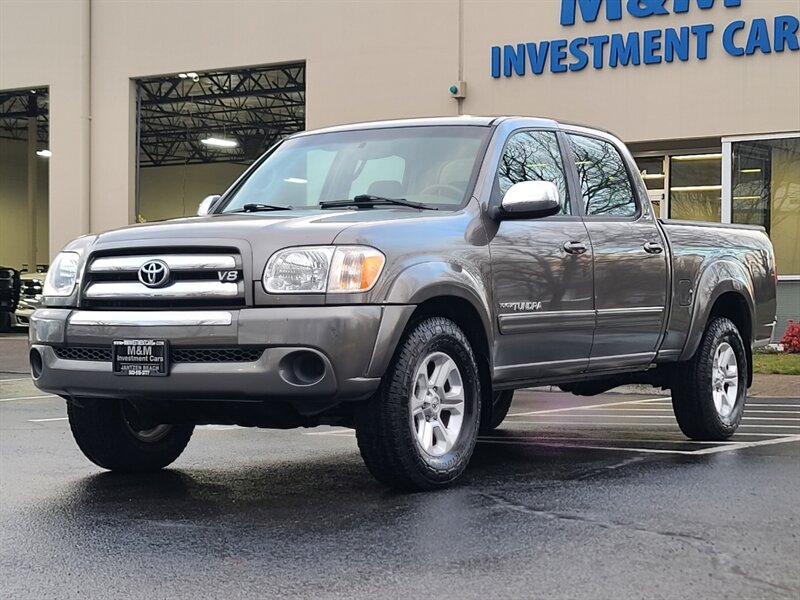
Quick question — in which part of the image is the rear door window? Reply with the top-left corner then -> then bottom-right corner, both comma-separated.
567,134 -> 637,217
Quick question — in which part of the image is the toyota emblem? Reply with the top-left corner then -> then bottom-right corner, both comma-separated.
138,260 -> 170,288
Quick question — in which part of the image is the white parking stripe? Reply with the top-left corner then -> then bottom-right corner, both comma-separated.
28,417 -> 67,422
304,429 -> 355,436
509,420 -> 800,429
560,407 -> 800,415
522,413 -> 800,421
478,435 -> 800,455
507,397 -> 668,417
0,395 -> 56,402
0,377 -> 32,382
480,435 -> 741,445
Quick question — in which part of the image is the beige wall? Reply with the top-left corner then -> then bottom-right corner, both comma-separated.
0,0 -> 90,260
138,163 -> 247,222
0,140 -> 49,269
462,0 -> 800,142
1,0 -> 799,256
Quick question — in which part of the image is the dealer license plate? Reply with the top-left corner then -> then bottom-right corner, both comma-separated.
112,339 -> 168,377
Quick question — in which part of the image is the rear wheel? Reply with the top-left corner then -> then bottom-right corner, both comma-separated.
67,398 -> 194,472
480,390 -> 514,433
355,317 -> 481,490
671,317 -> 747,440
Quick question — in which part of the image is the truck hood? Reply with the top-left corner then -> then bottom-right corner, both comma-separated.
92,208 -> 447,247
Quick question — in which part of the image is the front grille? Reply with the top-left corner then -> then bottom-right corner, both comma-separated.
54,346 -> 112,361
53,346 -> 265,363
172,347 -> 265,363
20,279 -> 43,299
81,248 -> 245,309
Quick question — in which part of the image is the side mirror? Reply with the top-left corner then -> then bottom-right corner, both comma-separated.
492,181 -> 561,220
197,194 -> 221,216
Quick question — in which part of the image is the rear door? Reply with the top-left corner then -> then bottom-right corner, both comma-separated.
488,128 -> 595,382
563,129 -> 669,370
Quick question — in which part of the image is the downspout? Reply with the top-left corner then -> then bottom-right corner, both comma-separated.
80,0 -> 91,234
457,0 -> 464,116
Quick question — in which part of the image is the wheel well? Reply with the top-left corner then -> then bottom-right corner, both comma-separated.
709,292 -> 753,386
410,297 -> 493,413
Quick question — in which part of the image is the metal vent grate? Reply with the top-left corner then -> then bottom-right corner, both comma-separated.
52,345 -> 265,363
53,346 -> 112,362
172,347 -> 265,363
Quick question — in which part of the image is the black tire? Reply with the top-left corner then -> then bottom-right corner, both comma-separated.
671,317 -> 748,441
67,398 -> 194,472
479,390 -> 514,433
355,317 -> 481,491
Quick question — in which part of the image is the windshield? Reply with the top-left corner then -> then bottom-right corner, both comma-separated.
219,125 -> 490,212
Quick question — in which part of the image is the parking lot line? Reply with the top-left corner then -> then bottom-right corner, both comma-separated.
28,417 -> 68,423
507,397 -> 667,417
522,413 -> 800,421
509,420 -> 800,429
0,395 -> 56,403
480,434 -> 742,445
570,407 -> 799,414
478,434 -> 800,456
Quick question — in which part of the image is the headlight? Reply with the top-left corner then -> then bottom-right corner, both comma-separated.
43,252 -> 80,297
263,246 -> 385,294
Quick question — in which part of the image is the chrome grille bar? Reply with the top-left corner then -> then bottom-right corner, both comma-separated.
69,311 -> 233,326
84,281 -> 239,299
90,254 -> 237,272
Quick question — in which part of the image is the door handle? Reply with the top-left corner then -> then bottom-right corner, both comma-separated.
643,241 -> 664,254
563,241 -> 587,255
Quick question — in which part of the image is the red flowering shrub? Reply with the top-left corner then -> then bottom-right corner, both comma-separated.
780,321 -> 800,354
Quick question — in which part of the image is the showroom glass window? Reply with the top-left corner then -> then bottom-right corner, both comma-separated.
567,134 -> 636,217
634,156 -> 666,218
731,137 -> 800,276
495,130 -> 570,214
669,153 -> 722,222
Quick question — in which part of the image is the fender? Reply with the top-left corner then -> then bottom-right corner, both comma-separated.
365,261 -> 494,378
679,258 -> 756,361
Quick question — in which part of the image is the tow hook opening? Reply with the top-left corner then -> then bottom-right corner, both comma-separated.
279,350 -> 326,386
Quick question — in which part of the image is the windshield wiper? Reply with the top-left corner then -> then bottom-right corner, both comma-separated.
319,195 -> 438,211
229,203 -> 293,213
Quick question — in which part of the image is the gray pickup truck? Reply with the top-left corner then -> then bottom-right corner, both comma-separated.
30,117 -> 777,490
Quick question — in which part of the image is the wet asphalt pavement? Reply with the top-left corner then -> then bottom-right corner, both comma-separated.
1,333 -> 799,599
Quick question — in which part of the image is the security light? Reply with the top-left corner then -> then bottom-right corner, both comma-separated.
36,149 -> 52,158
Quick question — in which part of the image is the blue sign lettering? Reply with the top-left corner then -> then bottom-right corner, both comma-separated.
561,0 -> 742,26
775,15 -> 800,52
496,1 -> 798,77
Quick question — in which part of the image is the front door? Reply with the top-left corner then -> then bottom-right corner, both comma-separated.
564,131 -> 669,370
488,129 -> 594,383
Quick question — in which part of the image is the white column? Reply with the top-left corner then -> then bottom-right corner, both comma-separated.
721,140 -> 733,224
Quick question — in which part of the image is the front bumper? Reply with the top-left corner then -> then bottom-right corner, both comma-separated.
29,305 -> 414,408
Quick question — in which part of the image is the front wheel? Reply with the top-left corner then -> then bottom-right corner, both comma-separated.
67,398 -> 194,472
355,317 -> 481,490
671,316 -> 747,440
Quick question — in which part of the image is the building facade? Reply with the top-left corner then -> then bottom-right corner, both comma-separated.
1,0 -> 798,333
